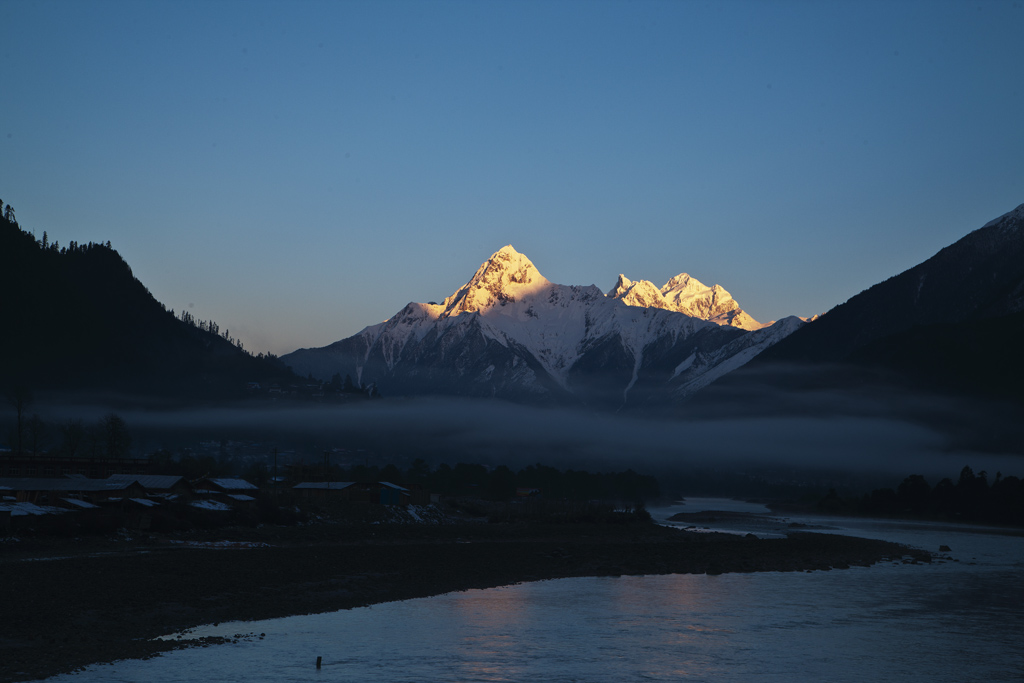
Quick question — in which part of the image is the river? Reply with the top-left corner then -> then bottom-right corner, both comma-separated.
41,499 -> 1024,682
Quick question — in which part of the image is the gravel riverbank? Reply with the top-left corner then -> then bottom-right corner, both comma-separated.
0,521 -> 930,682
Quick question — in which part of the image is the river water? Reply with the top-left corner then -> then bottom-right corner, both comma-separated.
43,500 -> 1024,682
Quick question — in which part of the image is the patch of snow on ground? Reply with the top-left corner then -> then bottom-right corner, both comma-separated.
168,540 -> 272,549
672,352 -> 697,378
190,500 -> 232,512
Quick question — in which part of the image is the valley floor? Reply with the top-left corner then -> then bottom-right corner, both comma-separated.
0,520 -> 929,682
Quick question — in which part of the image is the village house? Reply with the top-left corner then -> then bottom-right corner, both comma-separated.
0,477 -> 147,506
192,477 -> 259,508
292,481 -> 357,500
116,497 -> 161,531
0,500 -> 70,534
378,482 -> 411,506
292,481 -> 411,505
107,474 -> 193,500
193,477 -> 259,494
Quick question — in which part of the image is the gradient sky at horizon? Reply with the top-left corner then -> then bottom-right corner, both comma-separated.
2,0 -> 1022,355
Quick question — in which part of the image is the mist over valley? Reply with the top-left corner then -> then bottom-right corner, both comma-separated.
4,201 -> 1024,496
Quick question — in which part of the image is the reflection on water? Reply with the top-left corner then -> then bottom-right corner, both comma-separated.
450,585 -> 533,681
39,504 -> 1024,683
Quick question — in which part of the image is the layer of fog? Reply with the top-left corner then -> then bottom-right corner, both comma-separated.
22,393 -> 1023,484
6,359 -> 1020,489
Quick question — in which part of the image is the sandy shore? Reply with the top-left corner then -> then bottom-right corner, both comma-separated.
0,521 -> 930,682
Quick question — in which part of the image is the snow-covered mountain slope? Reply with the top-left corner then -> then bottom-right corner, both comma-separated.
608,273 -> 766,330
283,246 -> 804,406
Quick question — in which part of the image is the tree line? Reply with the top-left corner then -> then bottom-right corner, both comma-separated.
5,386 -> 132,459
819,466 -> 1024,526
3,197 -> 116,256
2,197 -> 256,359
1,194 -> 306,399
175,309 -> 254,355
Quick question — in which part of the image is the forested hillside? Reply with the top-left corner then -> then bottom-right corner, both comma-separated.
0,200 -> 296,399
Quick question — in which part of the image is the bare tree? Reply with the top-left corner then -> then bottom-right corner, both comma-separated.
58,419 -> 85,457
26,415 -> 47,456
99,413 -> 132,459
5,385 -> 33,456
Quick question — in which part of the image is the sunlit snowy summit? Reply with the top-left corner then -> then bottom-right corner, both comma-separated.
608,273 -> 767,331
282,246 -> 806,407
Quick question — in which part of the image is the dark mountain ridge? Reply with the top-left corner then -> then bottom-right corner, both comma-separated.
0,208 -> 296,400
756,202 -> 1024,401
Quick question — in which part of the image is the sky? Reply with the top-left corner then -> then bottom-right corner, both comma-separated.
2,0 -> 1022,356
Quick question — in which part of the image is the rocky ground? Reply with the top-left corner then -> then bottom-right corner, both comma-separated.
0,516 -> 931,682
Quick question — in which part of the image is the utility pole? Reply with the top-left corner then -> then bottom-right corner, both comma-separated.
273,448 -> 278,497
324,450 -> 329,489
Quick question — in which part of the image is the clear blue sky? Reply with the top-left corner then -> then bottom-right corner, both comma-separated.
3,0 -> 1022,355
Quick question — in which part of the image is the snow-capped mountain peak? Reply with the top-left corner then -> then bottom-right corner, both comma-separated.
607,271 -> 766,331
283,245 -> 805,406
660,274 -> 736,317
661,273 -> 703,296
439,245 -> 551,317
609,275 -> 667,309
